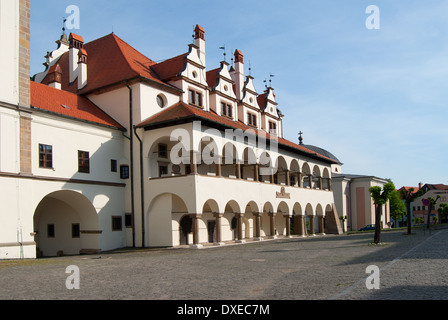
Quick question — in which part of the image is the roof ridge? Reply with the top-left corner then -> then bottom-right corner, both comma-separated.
106,34 -> 147,79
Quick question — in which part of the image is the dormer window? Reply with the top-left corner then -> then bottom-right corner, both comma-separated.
269,121 -> 277,134
221,102 -> 233,118
188,89 -> 203,107
247,112 -> 257,127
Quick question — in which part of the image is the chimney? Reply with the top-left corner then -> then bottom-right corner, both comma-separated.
233,49 -> 244,100
68,33 -> 84,83
419,182 -> 423,189
77,48 -> 88,89
194,25 -> 206,66
47,64 -> 62,89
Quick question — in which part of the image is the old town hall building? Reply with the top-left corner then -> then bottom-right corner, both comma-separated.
1,1 -> 390,259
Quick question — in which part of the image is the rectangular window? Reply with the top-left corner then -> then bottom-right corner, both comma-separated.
120,165 -> 129,179
47,224 -> 55,238
188,89 -> 203,107
159,164 -> 168,177
269,121 -> 277,133
125,213 -> 133,228
221,103 -> 233,118
39,144 -> 53,168
158,144 -> 168,158
111,159 -> 117,172
72,223 -> 80,238
247,112 -> 257,127
78,150 -> 90,173
189,89 -> 195,105
112,216 -> 122,231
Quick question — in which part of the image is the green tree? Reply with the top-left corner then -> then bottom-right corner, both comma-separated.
438,203 -> 448,223
426,195 -> 441,229
389,189 -> 406,227
399,187 -> 425,235
369,182 -> 395,244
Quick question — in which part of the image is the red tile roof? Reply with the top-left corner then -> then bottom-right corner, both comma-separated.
206,68 -> 220,89
30,81 -> 124,130
137,102 -> 338,164
42,33 -> 174,94
151,52 -> 188,81
69,33 -> 84,43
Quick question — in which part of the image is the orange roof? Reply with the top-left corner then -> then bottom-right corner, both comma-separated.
42,33 -> 174,94
206,68 -> 220,89
151,52 -> 188,81
30,81 -> 124,130
137,102 -> 338,164
69,33 -> 84,43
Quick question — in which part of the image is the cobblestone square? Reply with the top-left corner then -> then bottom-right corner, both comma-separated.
1,228 -> 447,301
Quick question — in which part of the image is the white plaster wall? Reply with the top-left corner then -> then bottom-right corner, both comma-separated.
136,83 -> 180,122
0,0 -> 19,106
0,177 -> 36,259
31,113 -> 124,184
0,108 -> 20,173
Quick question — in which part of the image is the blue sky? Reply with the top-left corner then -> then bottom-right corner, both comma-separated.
30,0 -> 448,188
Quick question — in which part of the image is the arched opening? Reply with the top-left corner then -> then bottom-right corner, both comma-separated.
274,156 -> 288,185
322,168 -> 331,190
33,190 -> 99,257
179,215 -> 193,245
259,152 -> 273,183
262,202 -> 274,237
224,200 -> 241,241
242,201 -> 258,239
198,137 -> 219,176
302,162 -> 311,188
148,193 -> 189,247
242,147 -> 257,181
312,165 -> 322,189
316,204 -> 324,234
148,136 -> 189,178
276,201 -> 290,235
305,203 -> 314,235
289,159 -> 300,187
221,143 -> 239,178
292,202 -> 304,235
202,199 -> 220,243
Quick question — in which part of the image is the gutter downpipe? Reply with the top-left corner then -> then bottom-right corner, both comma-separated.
134,125 -> 145,247
124,81 -> 136,248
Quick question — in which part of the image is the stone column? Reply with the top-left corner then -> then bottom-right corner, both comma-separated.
235,213 -> 245,243
216,156 -> 222,177
190,213 -> 203,248
298,173 -> 302,188
269,212 -> 276,239
309,215 -> 315,236
318,215 -> 325,235
284,214 -> 291,237
253,212 -> 262,240
213,213 -> 224,245
286,170 -> 290,186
